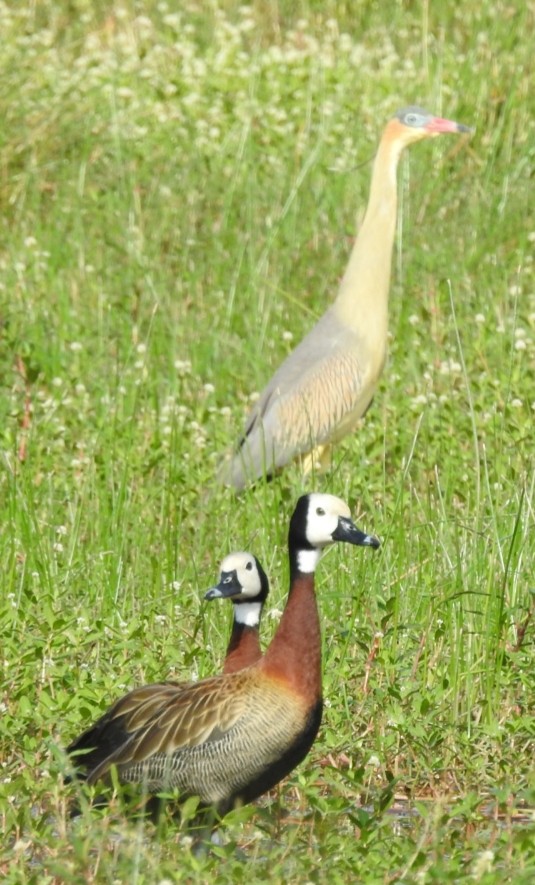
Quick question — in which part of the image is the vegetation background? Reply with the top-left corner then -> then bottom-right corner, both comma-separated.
0,0 -> 533,882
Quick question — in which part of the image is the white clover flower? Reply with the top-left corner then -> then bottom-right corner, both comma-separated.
134,15 -> 153,32
472,850 -> 494,877
163,14 -> 181,30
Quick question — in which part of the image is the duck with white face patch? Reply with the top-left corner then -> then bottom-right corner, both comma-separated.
66,493 -> 380,832
205,552 -> 269,673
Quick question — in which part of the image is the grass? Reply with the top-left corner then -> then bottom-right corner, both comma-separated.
0,0 -> 534,881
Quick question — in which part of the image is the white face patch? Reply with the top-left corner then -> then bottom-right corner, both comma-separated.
296,549 -> 322,574
233,601 -> 262,627
305,493 -> 351,548
218,551 -> 261,600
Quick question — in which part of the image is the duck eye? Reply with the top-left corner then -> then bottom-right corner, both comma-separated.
245,562 -> 253,570
316,507 -> 325,516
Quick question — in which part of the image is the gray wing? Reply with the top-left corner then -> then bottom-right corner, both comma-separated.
221,309 -> 381,488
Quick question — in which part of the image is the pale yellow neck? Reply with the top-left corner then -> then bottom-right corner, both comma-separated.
334,134 -> 405,343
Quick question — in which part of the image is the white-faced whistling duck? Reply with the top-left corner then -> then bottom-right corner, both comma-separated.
205,551 -> 269,674
66,493 -> 380,821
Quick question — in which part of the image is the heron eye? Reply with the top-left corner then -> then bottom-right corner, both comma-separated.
245,561 -> 253,571
316,507 -> 325,516
224,575 -> 231,583
405,113 -> 419,125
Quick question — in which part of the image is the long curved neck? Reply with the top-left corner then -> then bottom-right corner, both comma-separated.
223,622 -> 262,674
261,550 -> 322,703
334,129 -> 406,344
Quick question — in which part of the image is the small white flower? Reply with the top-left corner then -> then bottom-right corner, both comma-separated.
472,849 -> 494,878
366,755 -> 381,767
